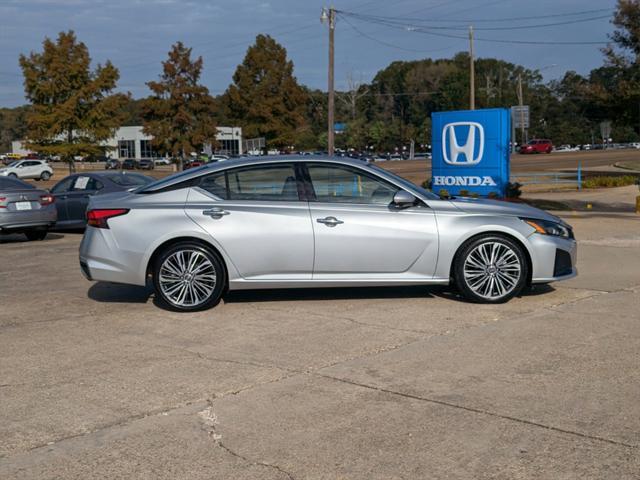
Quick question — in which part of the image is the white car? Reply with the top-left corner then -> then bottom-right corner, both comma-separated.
554,145 -> 579,153
210,154 -> 229,162
0,160 -> 53,181
153,157 -> 172,166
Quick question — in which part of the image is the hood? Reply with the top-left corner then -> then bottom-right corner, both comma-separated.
448,197 -> 566,225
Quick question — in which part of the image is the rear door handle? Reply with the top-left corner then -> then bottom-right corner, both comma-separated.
317,216 -> 343,227
203,208 -> 229,219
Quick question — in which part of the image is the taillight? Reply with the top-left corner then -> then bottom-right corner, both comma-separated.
0,196 -> 6,209
87,209 -> 129,228
39,194 -> 54,206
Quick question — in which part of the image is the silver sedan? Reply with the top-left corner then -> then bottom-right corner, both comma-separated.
79,157 -> 577,311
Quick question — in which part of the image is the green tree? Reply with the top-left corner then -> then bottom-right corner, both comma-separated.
143,42 -> 218,169
0,106 -> 31,152
19,30 -> 127,173
221,34 -> 307,148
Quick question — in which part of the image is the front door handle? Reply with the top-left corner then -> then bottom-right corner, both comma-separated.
317,216 -> 344,227
203,207 -> 229,219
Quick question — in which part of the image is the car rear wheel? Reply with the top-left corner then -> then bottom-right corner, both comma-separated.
25,230 -> 47,241
40,171 -> 51,180
8,173 -> 17,178
454,235 -> 528,303
153,242 -> 226,312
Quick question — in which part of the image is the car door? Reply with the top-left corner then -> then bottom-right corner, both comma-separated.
50,176 -> 76,223
23,161 -> 41,178
66,175 -> 103,224
305,162 -> 439,278
185,163 -> 314,280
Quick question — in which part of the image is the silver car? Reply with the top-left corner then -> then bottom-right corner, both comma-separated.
79,157 -> 577,311
0,176 -> 57,240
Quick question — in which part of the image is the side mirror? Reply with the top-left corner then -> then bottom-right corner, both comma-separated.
392,190 -> 416,208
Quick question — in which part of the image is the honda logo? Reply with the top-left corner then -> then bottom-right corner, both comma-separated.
442,122 -> 484,165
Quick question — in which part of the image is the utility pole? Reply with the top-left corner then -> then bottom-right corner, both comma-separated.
469,26 -> 475,110
517,74 -> 525,145
321,7 -> 336,155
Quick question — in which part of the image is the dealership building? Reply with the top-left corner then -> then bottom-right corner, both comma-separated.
12,125 -> 243,159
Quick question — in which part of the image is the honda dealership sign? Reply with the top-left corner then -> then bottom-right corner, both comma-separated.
431,108 -> 510,197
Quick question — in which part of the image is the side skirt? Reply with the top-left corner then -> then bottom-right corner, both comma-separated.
228,278 -> 450,291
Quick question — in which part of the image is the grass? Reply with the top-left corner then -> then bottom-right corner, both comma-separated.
581,175 -> 638,189
615,160 -> 640,171
519,199 -> 572,211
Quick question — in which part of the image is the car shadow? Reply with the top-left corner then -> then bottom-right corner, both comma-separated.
86,282 -> 554,307
223,285 -> 440,303
87,282 -> 441,306
88,281 -> 153,304
0,232 -> 65,244
431,283 -> 556,303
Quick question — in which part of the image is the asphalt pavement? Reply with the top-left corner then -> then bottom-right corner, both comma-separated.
0,212 -> 639,479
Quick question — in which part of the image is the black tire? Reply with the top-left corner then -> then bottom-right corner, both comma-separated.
8,173 -> 17,178
40,171 -> 51,180
25,230 -> 47,241
152,241 -> 226,312
453,234 -> 528,304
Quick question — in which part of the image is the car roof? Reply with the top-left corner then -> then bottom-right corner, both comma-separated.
140,155 -> 370,193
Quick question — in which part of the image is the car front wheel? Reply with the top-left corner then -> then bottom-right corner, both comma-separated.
454,235 -> 528,303
40,171 -> 51,180
153,242 -> 226,312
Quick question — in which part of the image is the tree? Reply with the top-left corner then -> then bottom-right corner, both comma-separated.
143,42 -> 218,168
606,0 -> 640,65
0,106 -> 31,152
19,31 -> 127,173
220,34 -> 307,148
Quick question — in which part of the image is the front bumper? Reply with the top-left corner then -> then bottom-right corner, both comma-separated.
529,233 -> 578,283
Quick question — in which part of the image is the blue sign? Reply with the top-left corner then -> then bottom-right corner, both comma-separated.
431,108 -> 510,197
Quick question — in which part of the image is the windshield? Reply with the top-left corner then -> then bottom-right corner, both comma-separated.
368,164 -> 440,200
106,173 -> 154,186
7,161 -> 20,167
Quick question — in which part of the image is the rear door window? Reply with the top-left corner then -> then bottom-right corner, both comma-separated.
199,164 -> 301,201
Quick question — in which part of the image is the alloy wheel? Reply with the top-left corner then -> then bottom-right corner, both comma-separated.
158,249 -> 217,308
463,241 -> 522,300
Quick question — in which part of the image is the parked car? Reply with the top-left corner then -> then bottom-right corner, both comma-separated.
105,159 -> 121,170
79,156 -> 577,312
138,158 -> 155,170
0,160 -> 53,181
121,159 -> 138,170
0,176 -> 56,240
554,144 -> 579,153
519,139 -> 553,154
184,160 -> 204,170
209,155 -> 229,162
50,171 -> 154,230
83,154 -> 109,163
154,157 -> 171,166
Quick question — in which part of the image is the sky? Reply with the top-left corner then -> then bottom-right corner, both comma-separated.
0,0 -> 619,108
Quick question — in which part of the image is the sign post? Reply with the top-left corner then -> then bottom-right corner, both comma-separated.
431,108 -> 511,197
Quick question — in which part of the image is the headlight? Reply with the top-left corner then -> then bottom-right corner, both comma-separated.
521,217 -> 573,239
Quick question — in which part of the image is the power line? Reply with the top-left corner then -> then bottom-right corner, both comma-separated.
337,11 -> 609,46
340,14 -> 459,54
339,10 -> 612,31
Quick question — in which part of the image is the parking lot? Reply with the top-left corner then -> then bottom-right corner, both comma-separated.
1,209 -> 638,479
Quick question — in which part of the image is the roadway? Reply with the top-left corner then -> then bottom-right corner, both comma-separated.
381,149 -> 640,185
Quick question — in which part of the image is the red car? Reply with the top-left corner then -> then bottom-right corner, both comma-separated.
519,139 -> 553,154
